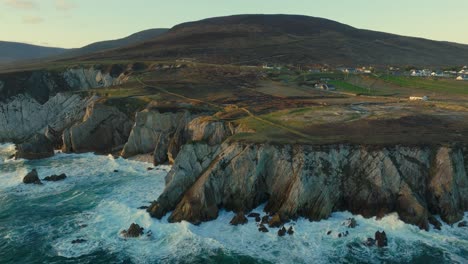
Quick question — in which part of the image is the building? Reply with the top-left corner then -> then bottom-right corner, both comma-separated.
315,83 -> 336,91
411,69 -> 432,77
456,75 -> 468,81
409,96 -> 429,101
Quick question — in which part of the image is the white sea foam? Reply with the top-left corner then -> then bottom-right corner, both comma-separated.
0,145 -> 466,263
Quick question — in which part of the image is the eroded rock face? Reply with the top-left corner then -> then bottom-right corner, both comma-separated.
121,110 -> 192,164
122,109 -> 234,166
0,94 -> 96,142
150,143 -> 468,229
62,103 -> 132,154
15,133 -> 54,160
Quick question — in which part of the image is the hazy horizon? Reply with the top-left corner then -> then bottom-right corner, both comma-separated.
1,0 -> 468,48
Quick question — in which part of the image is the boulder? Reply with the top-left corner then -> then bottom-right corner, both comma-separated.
364,238 -> 376,247
230,212 -> 248,226
268,214 -> 284,228
375,231 -> 388,247
287,226 -> 294,235
43,173 -> 67,182
71,239 -> 87,244
458,221 -> 467,228
16,134 -> 54,160
261,215 -> 270,225
258,224 -> 269,233
343,218 -> 357,228
247,213 -> 260,218
23,169 -> 42,184
121,223 -> 144,238
278,226 -> 287,237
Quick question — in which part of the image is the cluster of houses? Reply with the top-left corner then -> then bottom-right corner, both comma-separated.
410,66 -> 468,80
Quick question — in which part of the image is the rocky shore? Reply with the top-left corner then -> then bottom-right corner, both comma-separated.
2,66 -> 467,231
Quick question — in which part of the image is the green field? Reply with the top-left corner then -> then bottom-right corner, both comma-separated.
379,76 -> 468,95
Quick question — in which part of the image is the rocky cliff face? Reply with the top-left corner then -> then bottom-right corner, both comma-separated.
0,65 -> 129,104
0,93 -> 96,142
121,110 -> 234,165
149,143 -> 468,229
62,103 -> 133,154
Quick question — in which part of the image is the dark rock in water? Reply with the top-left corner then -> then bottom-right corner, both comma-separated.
230,212 -> 248,226
43,173 -> 67,182
428,215 -> 442,230
458,221 -> 467,228
146,230 -> 153,237
23,169 -> 42,185
121,223 -> 144,238
147,167 -> 154,171
287,226 -> 294,235
114,170 -> 119,173
16,133 -> 54,160
268,214 -> 284,228
258,224 -> 269,233
255,216 -> 261,222
338,233 -> 342,238
79,224 -> 88,228
278,226 -> 287,237
261,215 -> 270,225
71,239 -> 87,244
138,206 -> 149,210
364,238 -> 376,247
343,218 -> 357,228
248,213 -> 260,218
375,231 -> 388,247
327,230 -> 332,236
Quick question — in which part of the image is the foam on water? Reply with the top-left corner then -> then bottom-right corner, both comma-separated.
0,144 -> 467,264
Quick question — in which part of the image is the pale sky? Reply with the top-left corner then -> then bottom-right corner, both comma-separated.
1,0 -> 467,48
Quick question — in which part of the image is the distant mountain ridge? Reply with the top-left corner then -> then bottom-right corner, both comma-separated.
82,14 -> 468,66
0,41 -> 67,63
0,28 -> 168,64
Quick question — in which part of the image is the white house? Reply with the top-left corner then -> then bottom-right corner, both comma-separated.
456,75 -> 468,81
409,96 -> 429,101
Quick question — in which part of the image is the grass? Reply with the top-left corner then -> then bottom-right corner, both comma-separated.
329,80 -> 390,96
379,75 -> 468,95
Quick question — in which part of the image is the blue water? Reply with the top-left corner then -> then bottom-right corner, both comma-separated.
0,143 -> 467,264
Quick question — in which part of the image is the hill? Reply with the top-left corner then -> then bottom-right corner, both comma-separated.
80,14 -> 468,66
60,28 -> 168,58
0,41 -> 67,64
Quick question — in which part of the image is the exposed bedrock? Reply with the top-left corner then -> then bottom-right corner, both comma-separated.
0,94 -> 96,142
149,143 -> 468,229
121,110 -> 234,165
0,65 -> 130,104
15,133 -> 54,160
62,103 -> 132,154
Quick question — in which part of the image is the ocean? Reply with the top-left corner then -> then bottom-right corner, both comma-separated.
0,143 -> 467,264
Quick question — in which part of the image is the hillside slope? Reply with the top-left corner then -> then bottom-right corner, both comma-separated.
61,28 -> 168,58
0,41 -> 67,63
82,14 -> 468,66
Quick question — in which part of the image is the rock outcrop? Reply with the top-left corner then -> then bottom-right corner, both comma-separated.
121,110 -> 193,164
43,173 -> 67,182
15,133 -> 54,160
62,103 -> 132,154
121,223 -> 144,238
23,169 -> 42,184
122,109 -> 234,165
0,94 -> 96,142
149,143 -> 468,229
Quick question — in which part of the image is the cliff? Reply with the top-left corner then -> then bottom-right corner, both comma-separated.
149,142 -> 468,229
121,110 -> 234,165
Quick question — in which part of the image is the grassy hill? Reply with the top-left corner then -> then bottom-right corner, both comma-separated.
79,14 -> 468,66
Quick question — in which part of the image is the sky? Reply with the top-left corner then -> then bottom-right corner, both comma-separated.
1,0 -> 468,48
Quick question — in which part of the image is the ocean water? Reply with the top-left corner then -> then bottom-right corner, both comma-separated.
0,143 -> 467,264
